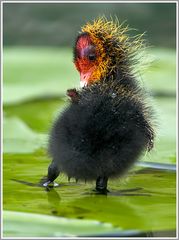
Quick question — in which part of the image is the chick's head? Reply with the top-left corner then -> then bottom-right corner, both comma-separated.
74,17 -> 146,87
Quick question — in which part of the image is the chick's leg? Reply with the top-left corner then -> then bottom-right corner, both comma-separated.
43,162 -> 60,187
96,176 -> 109,193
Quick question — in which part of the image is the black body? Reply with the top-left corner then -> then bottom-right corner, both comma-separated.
47,75 -> 154,189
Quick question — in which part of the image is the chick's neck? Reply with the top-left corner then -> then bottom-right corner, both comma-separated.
101,65 -> 139,91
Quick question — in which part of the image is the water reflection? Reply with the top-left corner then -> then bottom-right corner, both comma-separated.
45,187 -> 61,215
44,186 -> 176,237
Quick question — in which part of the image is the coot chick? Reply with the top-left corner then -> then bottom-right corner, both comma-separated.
43,17 -> 155,193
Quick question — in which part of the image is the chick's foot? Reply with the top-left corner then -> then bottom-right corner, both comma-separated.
95,176 -> 109,194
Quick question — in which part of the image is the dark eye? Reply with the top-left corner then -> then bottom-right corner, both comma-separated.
88,54 -> 96,61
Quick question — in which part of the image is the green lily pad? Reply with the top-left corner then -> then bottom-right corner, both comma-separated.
3,117 -> 46,153
142,97 -> 176,164
144,48 -> 176,93
3,153 -> 176,236
3,47 -> 176,104
3,210 -> 121,237
3,47 -> 79,104
4,99 -> 66,133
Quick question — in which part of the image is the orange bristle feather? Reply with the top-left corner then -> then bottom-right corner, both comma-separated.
80,16 -> 147,80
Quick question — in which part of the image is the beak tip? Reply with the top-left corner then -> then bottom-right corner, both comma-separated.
80,81 -> 87,88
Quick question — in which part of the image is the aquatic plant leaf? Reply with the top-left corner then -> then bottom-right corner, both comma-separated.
3,48 -> 79,104
4,99 -> 66,133
3,210 -> 121,237
3,153 -> 176,235
3,48 -> 175,104
3,117 -> 46,153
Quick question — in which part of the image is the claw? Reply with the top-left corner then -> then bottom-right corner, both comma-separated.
53,182 -> 59,187
43,181 -> 59,187
43,181 -> 51,187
